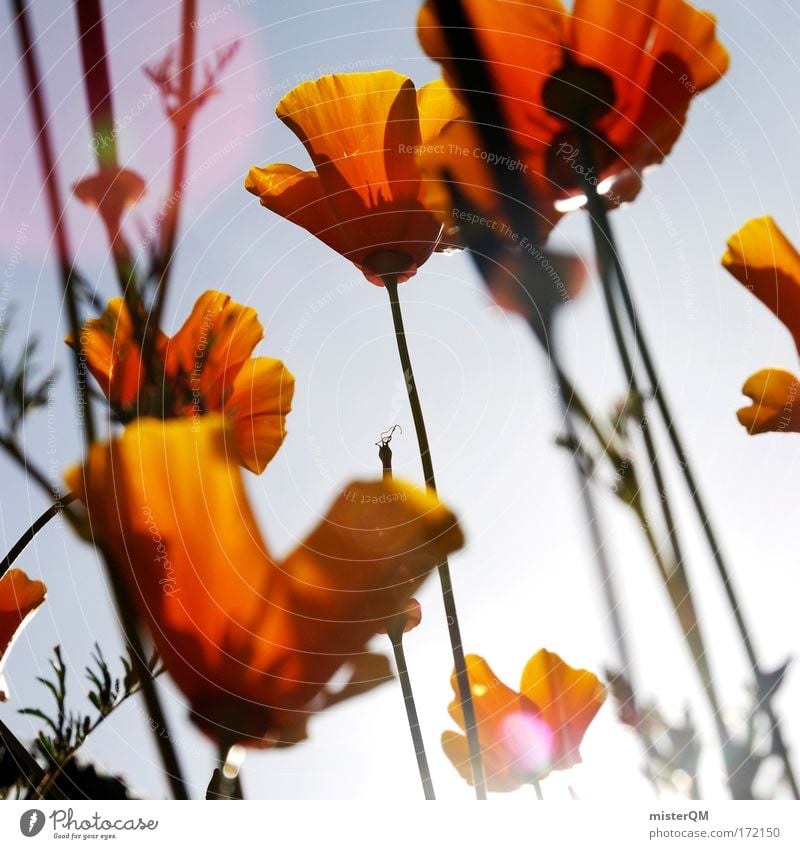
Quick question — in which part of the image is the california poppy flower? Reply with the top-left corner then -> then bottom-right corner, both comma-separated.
66,415 -> 464,746
442,650 -> 606,792
71,290 -> 294,474
0,569 -> 47,702
723,217 -> 800,435
245,71 -> 464,285
417,0 -> 728,227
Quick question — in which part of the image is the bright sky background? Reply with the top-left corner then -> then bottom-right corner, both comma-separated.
0,0 -> 799,801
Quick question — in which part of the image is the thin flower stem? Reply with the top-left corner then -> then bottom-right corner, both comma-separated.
593,196 -> 800,799
533,779 -> 544,800
547,356 -> 634,681
0,494 -> 77,582
383,275 -> 487,800
0,434 -> 62,502
11,0 -> 96,443
388,626 -> 436,800
379,436 -> 436,800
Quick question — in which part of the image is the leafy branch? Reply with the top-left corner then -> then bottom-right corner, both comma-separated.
18,644 -> 162,798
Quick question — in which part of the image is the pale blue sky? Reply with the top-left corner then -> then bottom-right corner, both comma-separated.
0,0 -> 799,799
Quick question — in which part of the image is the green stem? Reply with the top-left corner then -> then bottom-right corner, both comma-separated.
383,275 -> 486,800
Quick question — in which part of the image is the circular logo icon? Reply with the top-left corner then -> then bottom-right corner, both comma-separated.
19,809 -> 45,837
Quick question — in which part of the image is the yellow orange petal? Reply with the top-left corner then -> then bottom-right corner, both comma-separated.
723,217 -> 800,355
166,291 -> 263,408
245,164 -> 357,261
519,648 -> 606,769
441,730 -> 527,793
737,368 -> 800,435
415,79 -> 466,146
276,71 -> 423,214
69,297 -> 146,408
283,478 -> 464,634
0,568 -> 47,702
226,357 -> 295,474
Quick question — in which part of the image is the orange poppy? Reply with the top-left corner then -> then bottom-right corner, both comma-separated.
66,415 -> 464,746
245,71 -> 464,285
417,0 -> 728,228
0,569 -> 47,702
442,650 -> 606,792
723,218 -> 800,436
736,369 -> 800,435
70,290 -> 294,474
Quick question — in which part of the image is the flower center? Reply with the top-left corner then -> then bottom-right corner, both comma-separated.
542,63 -> 616,126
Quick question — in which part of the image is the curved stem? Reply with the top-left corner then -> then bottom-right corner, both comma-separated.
383,275 -> 486,799
0,494 -> 77,582
389,626 -> 436,800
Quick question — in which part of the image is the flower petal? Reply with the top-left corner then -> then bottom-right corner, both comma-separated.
445,655 -> 554,790
723,217 -> 800,355
276,71 -> 423,214
418,0 -> 566,135
519,649 -> 606,769
245,164 -> 357,260
226,357 -> 295,474
416,79 -> 466,145
650,0 -> 730,91
570,0 -> 657,98
68,297 -> 148,409
0,569 -> 47,702
441,730 -> 528,793
737,368 -> 800,435
166,290 -> 264,409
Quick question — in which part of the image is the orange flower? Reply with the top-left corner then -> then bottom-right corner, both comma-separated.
0,569 -> 47,702
442,650 -> 606,792
66,415 -> 464,746
417,0 -> 728,227
245,71 -> 464,285
723,218 -> 800,436
70,290 -> 294,474
723,217 -> 800,355
736,369 -> 800,435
